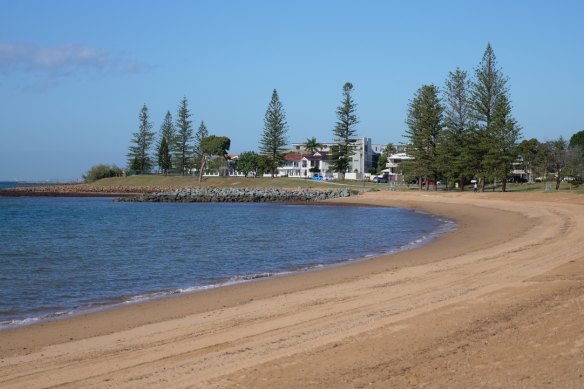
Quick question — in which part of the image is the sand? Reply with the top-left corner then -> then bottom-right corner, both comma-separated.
0,191 -> 583,388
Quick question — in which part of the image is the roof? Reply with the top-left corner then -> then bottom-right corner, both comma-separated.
284,152 -> 330,161
284,153 -> 305,161
305,151 -> 329,161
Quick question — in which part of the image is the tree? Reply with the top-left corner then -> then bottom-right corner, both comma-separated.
405,84 -> 444,191
545,137 -> 569,190
470,43 -> 509,191
377,154 -> 388,174
377,144 -> 396,174
385,143 -> 397,155
253,154 -> 269,177
304,137 -> 322,153
329,82 -> 359,178
441,68 -> 475,190
156,111 -> 175,173
157,136 -> 172,174
83,164 -> 123,182
234,151 -> 266,177
569,130 -> 584,157
193,121 -> 209,169
568,131 -> 584,181
481,94 -> 521,192
517,138 -> 543,182
127,104 -> 156,174
198,135 -> 231,182
175,97 -> 194,175
540,137 -> 584,188
566,146 -> 584,184
259,89 -> 288,177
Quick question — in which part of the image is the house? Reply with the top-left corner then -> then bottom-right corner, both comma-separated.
278,152 -> 330,178
385,152 -> 413,182
290,137 -> 375,178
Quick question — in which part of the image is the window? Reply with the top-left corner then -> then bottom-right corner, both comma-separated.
302,160 -> 307,168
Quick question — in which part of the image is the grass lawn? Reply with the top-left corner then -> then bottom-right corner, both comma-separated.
88,175 -> 583,194
427,181 -> 584,194
92,175 -> 348,189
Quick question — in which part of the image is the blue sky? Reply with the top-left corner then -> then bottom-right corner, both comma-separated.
1,0 -> 583,181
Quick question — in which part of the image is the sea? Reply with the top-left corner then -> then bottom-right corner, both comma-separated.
0,181 -> 455,329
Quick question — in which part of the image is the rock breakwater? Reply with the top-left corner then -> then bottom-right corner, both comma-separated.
117,188 -> 354,203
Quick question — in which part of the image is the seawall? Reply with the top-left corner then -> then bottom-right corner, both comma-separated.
116,188 -> 354,203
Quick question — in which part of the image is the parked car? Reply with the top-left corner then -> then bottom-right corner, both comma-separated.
311,174 -> 323,180
372,175 -> 388,183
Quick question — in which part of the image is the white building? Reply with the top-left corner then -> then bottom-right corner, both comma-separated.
290,137 -> 375,177
278,152 -> 330,178
386,152 -> 413,182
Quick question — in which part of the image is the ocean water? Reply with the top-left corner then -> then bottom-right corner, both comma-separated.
0,195 -> 454,329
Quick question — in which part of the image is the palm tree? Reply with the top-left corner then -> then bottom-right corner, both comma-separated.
304,137 -> 322,154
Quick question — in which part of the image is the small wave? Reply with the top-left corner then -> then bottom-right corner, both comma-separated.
0,317 -> 39,330
230,272 -> 274,281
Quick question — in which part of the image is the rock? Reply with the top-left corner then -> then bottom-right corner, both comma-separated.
116,188 -> 354,203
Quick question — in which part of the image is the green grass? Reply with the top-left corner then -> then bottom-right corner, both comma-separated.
90,176 -> 584,194
92,175 -> 346,189
429,181 -> 584,194
479,181 -> 583,193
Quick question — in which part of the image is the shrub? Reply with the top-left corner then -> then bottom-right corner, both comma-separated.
83,164 -> 123,183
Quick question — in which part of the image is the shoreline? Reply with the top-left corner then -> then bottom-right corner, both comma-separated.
0,203 -> 455,332
1,191 -> 583,387
1,192 -> 493,352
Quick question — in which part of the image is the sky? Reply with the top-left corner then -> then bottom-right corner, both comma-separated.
1,0 -> 583,181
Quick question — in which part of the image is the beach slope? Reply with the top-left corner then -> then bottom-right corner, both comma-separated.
1,191 -> 583,388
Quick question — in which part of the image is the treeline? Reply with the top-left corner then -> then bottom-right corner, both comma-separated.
126,97 -> 230,182
403,44 -> 584,191
236,83 -> 361,179
99,81 -> 359,182
121,90 -> 294,181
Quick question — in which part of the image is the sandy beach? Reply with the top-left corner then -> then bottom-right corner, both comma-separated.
1,190 -> 583,388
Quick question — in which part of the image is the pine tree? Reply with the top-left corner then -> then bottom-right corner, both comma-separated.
483,94 -> 521,191
259,89 -> 288,177
127,104 -> 156,174
442,68 -> 475,190
157,111 -> 175,173
157,136 -> 172,174
193,121 -> 209,169
175,97 -> 193,175
329,82 -> 359,178
159,111 -> 176,145
405,84 -> 444,190
470,43 -> 509,191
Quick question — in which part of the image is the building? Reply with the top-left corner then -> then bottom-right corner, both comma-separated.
278,152 -> 330,178
385,152 -> 413,182
290,137 -> 375,177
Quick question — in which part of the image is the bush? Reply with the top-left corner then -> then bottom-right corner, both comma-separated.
83,164 -> 123,183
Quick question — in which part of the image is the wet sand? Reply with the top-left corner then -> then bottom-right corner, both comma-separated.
1,191 -> 583,388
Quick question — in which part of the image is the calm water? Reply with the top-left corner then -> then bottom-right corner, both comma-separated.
0,192 -> 453,328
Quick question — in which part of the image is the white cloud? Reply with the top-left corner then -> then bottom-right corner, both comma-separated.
0,42 -> 143,79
